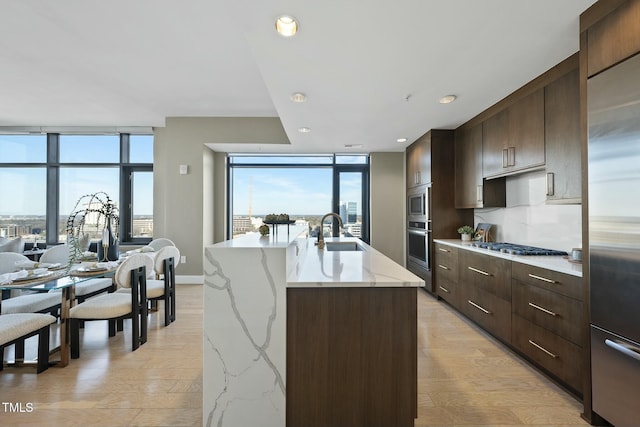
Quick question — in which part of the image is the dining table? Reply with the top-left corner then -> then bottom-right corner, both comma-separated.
0,263 -> 118,368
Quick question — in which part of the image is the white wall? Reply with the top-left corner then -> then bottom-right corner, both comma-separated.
475,169 -> 582,253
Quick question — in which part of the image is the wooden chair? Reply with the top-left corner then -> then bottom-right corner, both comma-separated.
68,254 -> 153,358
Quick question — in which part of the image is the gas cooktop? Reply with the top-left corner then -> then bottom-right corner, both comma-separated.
470,242 -> 568,256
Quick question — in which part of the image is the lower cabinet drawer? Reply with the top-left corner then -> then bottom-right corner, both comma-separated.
436,278 -> 461,310
512,315 -> 583,393
512,281 -> 583,346
463,286 -> 511,344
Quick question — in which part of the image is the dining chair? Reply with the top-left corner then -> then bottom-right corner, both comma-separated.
68,253 -> 153,358
39,244 -> 114,303
0,313 -> 57,373
147,238 -> 175,251
146,245 -> 180,326
0,253 -> 61,316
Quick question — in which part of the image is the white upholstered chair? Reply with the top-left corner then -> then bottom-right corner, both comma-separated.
146,245 -> 180,326
0,253 -> 61,316
39,245 -> 114,303
68,254 -> 153,358
0,237 -> 24,253
147,238 -> 175,251
0,313 -> 56,373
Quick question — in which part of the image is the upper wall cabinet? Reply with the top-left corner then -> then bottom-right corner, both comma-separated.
406,133 -> 431,187
482,89 -> 545,178
544,68 -> 581,204
454,124 -> 506,209
586,0 -> 640,77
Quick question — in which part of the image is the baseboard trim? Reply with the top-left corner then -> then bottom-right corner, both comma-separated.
176,275 -> 204,285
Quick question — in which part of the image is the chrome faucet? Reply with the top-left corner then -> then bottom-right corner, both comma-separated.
317,212 -> 344,249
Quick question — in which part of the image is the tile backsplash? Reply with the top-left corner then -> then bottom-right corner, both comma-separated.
475,170 -> 582,253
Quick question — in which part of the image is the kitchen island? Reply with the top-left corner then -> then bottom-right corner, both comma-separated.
203,226 -> 424,427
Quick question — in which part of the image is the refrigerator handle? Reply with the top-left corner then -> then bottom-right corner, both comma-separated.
605,339 -> 640,362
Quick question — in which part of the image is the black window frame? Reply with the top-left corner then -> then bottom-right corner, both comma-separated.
0,133 -> 153,246
226,154 -> 370,243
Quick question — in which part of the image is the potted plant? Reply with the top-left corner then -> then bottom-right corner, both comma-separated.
457,225 -> 474,241
66,191 -> 120,263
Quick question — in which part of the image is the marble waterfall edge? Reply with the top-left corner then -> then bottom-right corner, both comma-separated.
203,246 -> 287,427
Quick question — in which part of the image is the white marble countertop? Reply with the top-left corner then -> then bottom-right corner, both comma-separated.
209,225 -> 308,249
434,239 -> 582,277
288,237 -> 425,288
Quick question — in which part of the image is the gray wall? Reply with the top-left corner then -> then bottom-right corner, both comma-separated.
154,118 -> 406,277
370,152 -> 405,265
153,117 -> 289,276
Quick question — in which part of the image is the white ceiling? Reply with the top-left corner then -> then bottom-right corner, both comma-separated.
0,0 -> 597,153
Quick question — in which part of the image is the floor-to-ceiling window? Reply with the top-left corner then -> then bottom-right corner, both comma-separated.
0,133 -> 153,246
227,154 -> 369,242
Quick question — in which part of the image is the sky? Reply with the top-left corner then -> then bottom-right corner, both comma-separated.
231,167 -> 362,216
0,134 -> 153,216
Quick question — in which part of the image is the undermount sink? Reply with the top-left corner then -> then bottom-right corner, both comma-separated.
325,241 -> 363,252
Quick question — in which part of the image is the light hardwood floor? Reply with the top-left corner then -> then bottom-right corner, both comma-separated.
1,285 -> 588,427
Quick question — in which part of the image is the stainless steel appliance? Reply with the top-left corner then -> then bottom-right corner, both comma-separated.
588,51 -> 640,427
407,185 -> 428,221
469,242 -> 567,256
407,185 -> 431,280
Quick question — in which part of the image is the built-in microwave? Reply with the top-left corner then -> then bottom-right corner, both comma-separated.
407,185 -> 429,221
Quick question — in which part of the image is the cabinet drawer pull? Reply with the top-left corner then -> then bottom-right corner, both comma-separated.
528,273 -> 557,284
502,148 -> 508,168
467,300 -> 491,314
508,146 -> 516,167
438,247 -> 450,253
528,340 -> 558,358
439,286 -> 450,293
476,184 -> 483,202
468,266 -> 491,276
528,302 -> 557,317
438,264 -> 449,271
546,172 -> 555,196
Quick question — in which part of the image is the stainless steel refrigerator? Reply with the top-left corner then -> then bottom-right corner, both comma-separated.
588,52 -> 640,427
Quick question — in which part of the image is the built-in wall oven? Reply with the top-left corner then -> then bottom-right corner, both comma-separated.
407,185 -> 431,283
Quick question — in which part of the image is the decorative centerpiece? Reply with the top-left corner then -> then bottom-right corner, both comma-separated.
457,225 -> 474,242
263,213 -> 293,224
66,192 -> 120,263
258,224 -> 270,236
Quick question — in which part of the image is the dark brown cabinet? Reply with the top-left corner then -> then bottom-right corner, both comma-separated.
459,250 -> 512,344
511,263 -> 584,395
482,89 -> 545,178
454,123 -> 506,209
436,244 -> 584,396
545,66 -> 581,204
434,243 -> 460,309
406,134 -> 430,188
405,130 -> 473,291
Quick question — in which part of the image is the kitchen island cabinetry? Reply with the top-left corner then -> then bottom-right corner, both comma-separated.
459,250 -> 512,344
203,230 -> 423,427
454,123 -> 506,209
482,89 -> 545,178
511,263 -> 584,394
545,64 -> 581,204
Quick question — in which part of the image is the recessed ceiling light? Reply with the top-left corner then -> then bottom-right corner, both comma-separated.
290,92 -> 307,103
298,127 -> 311,133
439,95 -> 457,104
275,15 -> 298,37
397,137 -> 408,143
344,144 -> 363,148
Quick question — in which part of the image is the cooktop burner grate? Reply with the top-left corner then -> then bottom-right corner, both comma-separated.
470,242 -> 568,256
